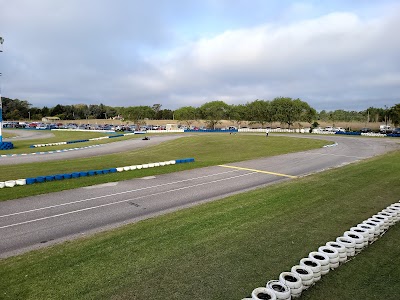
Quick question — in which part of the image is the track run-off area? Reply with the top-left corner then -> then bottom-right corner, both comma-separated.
0,133 -> 399,258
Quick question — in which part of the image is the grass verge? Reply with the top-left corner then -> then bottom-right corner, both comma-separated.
0,150 -> 399,299
0,135 -> 327,201
1,130 -> 141,154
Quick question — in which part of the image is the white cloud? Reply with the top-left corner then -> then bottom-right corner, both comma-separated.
1,1 -> 400,110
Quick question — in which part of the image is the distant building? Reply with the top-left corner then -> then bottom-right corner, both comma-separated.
42,116 -> 60,122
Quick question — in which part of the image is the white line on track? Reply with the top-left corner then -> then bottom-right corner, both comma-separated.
304,152 -> 367,159
0,171 -> 256,229
0,169 -> 242,219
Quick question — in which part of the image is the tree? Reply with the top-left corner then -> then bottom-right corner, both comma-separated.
152,104 -> 162,119
199,101 -> 229,129
174,106 -> 197,127
246,100 -> 273,127
389,103 -> 400,126
228,104 -> 248,127
271,97 -> 314,128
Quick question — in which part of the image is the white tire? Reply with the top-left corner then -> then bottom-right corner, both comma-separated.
326,241 -> 346,254
356,224 -> 374,242
130,165 -> 137,170
148,163 -> 155,168
251,287 -> 276,300
350,227 -> 369,246
159,162 -> 166,166
378,211 -> 395,226
123,166 -> 131,171
344,231 -> 364,246
362,220 -> 381,236
164,161 -> 171,165
330,261 -> 340,269
266,280 -> 291,300
116,167 -> 124,172
0,182 -> 4,188
299,258 -> 321,272
291,265 -> 313,282
368,218 -> 385,233
318,246 -> 339,259
154,162 -> 160,167
170,160 -> 176,165
339,256 -> 347,263
309,251 -> 330,267
16,179 -> 27,186
336,236 -> 356,248
372,214 -> 389,230
301,278 -> 314,288
279,272 -> 302,290
136,165 -> 143,169
5,180 -> 16,188
142,164 -> 149,168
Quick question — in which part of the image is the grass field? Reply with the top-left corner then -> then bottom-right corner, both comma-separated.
0,130 -> 141,154
0,150 -> 399,299
0,134 -> 328,201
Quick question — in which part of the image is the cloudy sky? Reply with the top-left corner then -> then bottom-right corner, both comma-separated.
1,0 -> 399,111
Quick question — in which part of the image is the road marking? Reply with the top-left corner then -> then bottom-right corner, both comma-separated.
0,171 -> 255,229
304,152 -> 367,159
0,169 -> 241,219
218,165 -> 297,178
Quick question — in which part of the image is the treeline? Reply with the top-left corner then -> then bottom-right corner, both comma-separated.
1,96 -> 400,127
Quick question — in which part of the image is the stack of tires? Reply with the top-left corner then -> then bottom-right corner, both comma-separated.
242,200 -> 400,299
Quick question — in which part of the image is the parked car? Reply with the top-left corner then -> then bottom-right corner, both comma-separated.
392,128 -> 400,134
360,128 -> 372,133
380,125 -> 392,134
333,127 -> 346,132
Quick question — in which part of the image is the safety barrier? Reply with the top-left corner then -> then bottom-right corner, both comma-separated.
0,142 -> 14,150
0,158 -> 195,188
29,132 -> 136,148
242,200 -> 400,300
1,145 -> 102,158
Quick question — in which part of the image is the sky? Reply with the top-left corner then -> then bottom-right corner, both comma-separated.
1,0 -> 400,111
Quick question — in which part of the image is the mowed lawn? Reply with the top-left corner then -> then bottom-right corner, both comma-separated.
0,135 -> 327,201
0,150 -> 399,299
0,129 -> 140,154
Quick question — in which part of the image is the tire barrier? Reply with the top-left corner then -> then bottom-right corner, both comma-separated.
29,132 -> 137,148
1,159 -> 194,188
1,145 -> 101,158
242,200 -> 400,299
0,142 -> 14,150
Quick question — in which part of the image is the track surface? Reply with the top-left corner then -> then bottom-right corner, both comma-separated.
0,134 -> 398,258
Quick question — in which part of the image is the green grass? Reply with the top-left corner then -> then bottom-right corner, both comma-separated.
0,130 -> 141,154
0,150 -> 399,300
0,135 -> 328,201
2,132 -> 16,138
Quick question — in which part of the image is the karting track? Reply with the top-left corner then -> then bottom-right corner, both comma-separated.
0,134 -> 399,258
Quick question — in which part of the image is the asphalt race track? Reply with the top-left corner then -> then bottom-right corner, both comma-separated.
0,134 -> 399,257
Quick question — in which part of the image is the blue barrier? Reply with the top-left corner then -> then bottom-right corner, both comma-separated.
109,134 -> 124,138
0,142 -> 14,150
11,158 -> 195,186
67,139 -> 90,144
36,176 -> 45,183
55,174 -> 64,180
26,178 -> 36,185
45,175 -> 55,181
335,131 -> 361,135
